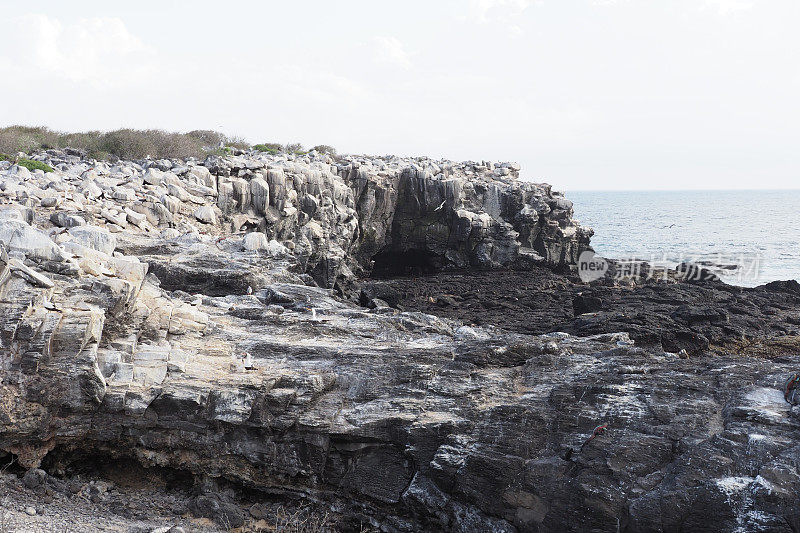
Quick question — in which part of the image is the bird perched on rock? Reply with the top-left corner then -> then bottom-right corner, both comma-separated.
231,352 -> 254,371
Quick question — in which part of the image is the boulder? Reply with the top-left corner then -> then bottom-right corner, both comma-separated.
50,212 -> 87,228
242,231 -> 268,251
67,225 -> 117,255
0,219 -> 66,262
194,205 -> 217,225
143,168 -> 165,185
187,166 -> 216,190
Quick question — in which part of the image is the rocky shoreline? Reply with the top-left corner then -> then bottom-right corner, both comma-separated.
361,266 -> 800,357
1,148 -> 799,532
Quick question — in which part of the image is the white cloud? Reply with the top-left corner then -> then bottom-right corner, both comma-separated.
464,0 -> 537,36
0,14 -> 156,88
371,36 -> 412,69
590,0 -> 630,5
702,0 -> 756,15
468,0 -> 534,23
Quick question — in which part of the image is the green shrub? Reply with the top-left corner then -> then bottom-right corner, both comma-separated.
209,147 -> 233,156
257,142 -> 283,151
0,153 -> 53,172
253,145 -> 279,154
254,142 -> 283,154
18,158 -> 54,173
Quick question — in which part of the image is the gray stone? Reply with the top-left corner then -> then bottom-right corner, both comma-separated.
23,469 -> 47,490
67,225 -> 117,254
40,197 -> 60,208
0,219 -> 66,262
193,205 -> 216,225
242,232 -> 268,251
50,212 -> 86,228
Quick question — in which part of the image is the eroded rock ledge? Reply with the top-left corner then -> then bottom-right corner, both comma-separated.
0,150 -> 590,289
1,150 -> 799,532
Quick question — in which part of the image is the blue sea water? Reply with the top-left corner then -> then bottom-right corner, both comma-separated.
567,189 -> 800,287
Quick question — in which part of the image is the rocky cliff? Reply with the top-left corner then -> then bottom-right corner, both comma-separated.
1,150 -> 799,532
3,150 -> 588,287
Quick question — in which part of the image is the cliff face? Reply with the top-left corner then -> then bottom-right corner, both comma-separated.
342,162 -> 591,276
1,150 -> 798,532
174,152 -> 591,286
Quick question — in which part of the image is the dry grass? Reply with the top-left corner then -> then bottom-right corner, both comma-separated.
237,505 -> 338,533
0,125 -> 251,161
0,125 -> 60,153
273,506 -> 330,532
0,125 -> 342,162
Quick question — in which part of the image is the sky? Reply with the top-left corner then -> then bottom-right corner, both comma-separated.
1,0 -> 798,191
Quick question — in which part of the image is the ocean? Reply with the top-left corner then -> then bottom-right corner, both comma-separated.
567,189 -> 800,287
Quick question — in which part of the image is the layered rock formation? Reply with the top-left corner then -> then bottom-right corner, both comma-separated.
1,150 -> 590,289
1,150 -> 799,532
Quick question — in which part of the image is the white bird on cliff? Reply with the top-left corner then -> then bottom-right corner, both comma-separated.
233,351 -> 253,370
434,200 -> 446,212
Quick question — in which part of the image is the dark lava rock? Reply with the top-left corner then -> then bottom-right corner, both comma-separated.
189,494 -> 245,528
573,293 -> 603,315
360,284 -> 401,307
675,262 -> 720,282
22,468 -> 47,490
361,266 -> 800,356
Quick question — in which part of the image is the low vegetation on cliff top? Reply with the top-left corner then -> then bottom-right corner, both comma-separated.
0,125 -> 336,162
0,153 -> 54,173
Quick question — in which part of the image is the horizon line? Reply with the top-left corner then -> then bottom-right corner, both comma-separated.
563,187 -> 800,193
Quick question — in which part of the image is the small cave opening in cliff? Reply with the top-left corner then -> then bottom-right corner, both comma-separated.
369,248 -> 442,278
33,446 -> 363,528
0,450 -> 25,477
40,447 -> 195,491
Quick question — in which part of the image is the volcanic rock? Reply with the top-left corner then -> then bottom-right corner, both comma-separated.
1,149 -> 798,532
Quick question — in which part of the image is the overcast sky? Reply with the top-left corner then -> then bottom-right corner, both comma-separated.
1,0 -> 798,190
